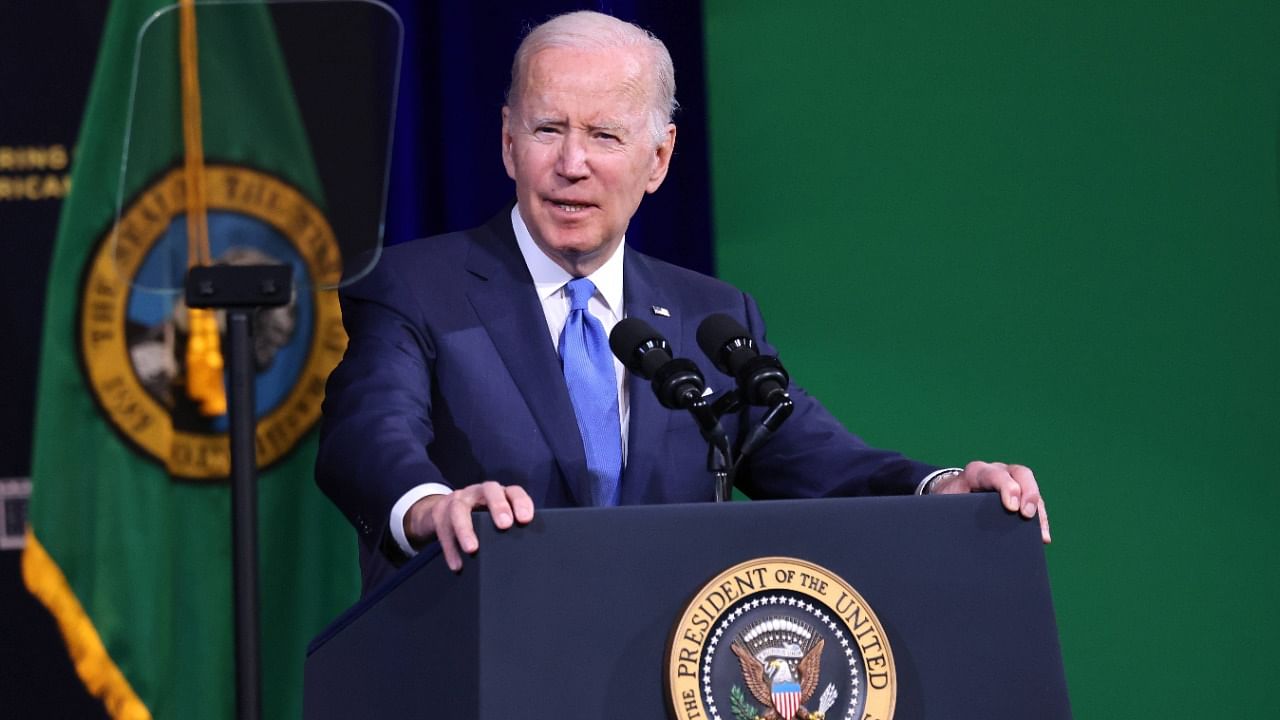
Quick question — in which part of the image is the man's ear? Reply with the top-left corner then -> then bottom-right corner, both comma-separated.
501,106 -> 516,181
646,123 -> 677,194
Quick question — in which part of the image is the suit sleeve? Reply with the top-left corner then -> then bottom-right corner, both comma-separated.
731,292 -> 937,499
315,257 -> 450,569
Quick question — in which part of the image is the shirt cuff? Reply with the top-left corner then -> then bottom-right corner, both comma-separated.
389,483 -> 454,557
915,467 -> 964,495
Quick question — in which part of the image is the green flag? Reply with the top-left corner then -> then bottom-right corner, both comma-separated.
24,1 -> 359,717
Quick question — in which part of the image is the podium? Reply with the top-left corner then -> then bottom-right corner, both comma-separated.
303,494 -> 1071,718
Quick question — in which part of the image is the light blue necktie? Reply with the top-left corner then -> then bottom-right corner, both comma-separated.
559,277 -> 622,506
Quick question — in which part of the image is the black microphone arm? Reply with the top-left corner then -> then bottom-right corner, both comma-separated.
695,313 -> 794,458
608,318 -> 732,472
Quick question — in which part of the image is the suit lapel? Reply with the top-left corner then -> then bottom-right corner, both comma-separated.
463,216 -> 592,506
620,249 -> 680,502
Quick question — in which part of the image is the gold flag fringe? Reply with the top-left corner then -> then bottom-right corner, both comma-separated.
21,528 -> 152,720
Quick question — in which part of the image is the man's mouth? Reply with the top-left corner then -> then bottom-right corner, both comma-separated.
547,199 -> 594,214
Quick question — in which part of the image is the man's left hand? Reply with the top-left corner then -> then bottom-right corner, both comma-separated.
932,461 -> 1051,544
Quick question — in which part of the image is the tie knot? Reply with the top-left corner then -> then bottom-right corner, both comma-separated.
565,277 -> 597,312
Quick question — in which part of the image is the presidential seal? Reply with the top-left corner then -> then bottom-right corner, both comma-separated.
668,557 -> 895,720
78,164 -> 346,480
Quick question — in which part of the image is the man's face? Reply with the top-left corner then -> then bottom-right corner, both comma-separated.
502,46 -> 676,276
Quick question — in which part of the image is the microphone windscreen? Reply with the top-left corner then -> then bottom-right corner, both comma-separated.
696,313 -> 753,374
609,318 -> 665,373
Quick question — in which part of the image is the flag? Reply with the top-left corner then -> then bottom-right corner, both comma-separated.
23,1 -> 359,717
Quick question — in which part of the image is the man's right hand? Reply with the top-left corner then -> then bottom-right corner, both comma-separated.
403,481 -> 536,571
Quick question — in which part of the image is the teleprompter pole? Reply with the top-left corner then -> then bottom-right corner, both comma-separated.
226,308 -> 260,720
186,264 -> 292,720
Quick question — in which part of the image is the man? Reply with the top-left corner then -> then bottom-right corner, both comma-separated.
317,11 -> 1049,592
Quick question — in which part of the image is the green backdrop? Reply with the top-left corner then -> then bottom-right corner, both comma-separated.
703,1 -> 1280,716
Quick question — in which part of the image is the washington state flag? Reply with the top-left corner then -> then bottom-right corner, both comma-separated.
23,1 -> 371,717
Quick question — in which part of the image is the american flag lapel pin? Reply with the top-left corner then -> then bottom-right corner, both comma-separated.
651,305 -> 671,317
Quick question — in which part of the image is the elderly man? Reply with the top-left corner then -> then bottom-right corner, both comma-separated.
317,11 -> 1048,591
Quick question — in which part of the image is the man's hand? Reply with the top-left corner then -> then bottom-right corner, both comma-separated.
404,482 -> 535,571
932,461 -> 1051,544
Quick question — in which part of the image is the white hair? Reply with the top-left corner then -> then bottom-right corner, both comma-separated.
506,10 -> 678,145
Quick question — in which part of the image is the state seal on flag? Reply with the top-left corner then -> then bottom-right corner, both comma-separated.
667,557 -> 896,720
77,164 -> 346,480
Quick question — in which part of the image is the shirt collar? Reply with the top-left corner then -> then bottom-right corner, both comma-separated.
511,205 -> 625,316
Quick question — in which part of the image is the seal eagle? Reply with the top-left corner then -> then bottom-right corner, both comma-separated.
730,637 -> 825,720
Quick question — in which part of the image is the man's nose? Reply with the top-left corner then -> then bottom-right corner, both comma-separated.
555,132 -> 589,180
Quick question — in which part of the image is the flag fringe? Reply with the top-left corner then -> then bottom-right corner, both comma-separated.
21,528 -> 152,720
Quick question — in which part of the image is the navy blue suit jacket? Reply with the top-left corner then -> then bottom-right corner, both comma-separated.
317,211 -> 936,591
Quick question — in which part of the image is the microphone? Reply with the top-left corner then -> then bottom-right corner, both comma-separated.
695,314 -> 790,407
608,318 -> 705,410
696,313 -> 795,461
610,318 -> 732,472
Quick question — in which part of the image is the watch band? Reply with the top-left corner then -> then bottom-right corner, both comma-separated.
916,467 -> 964,495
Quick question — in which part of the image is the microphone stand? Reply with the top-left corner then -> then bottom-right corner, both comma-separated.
706,392 -> 743,501
686,397 -> 734,501
691,389 -> 795,502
